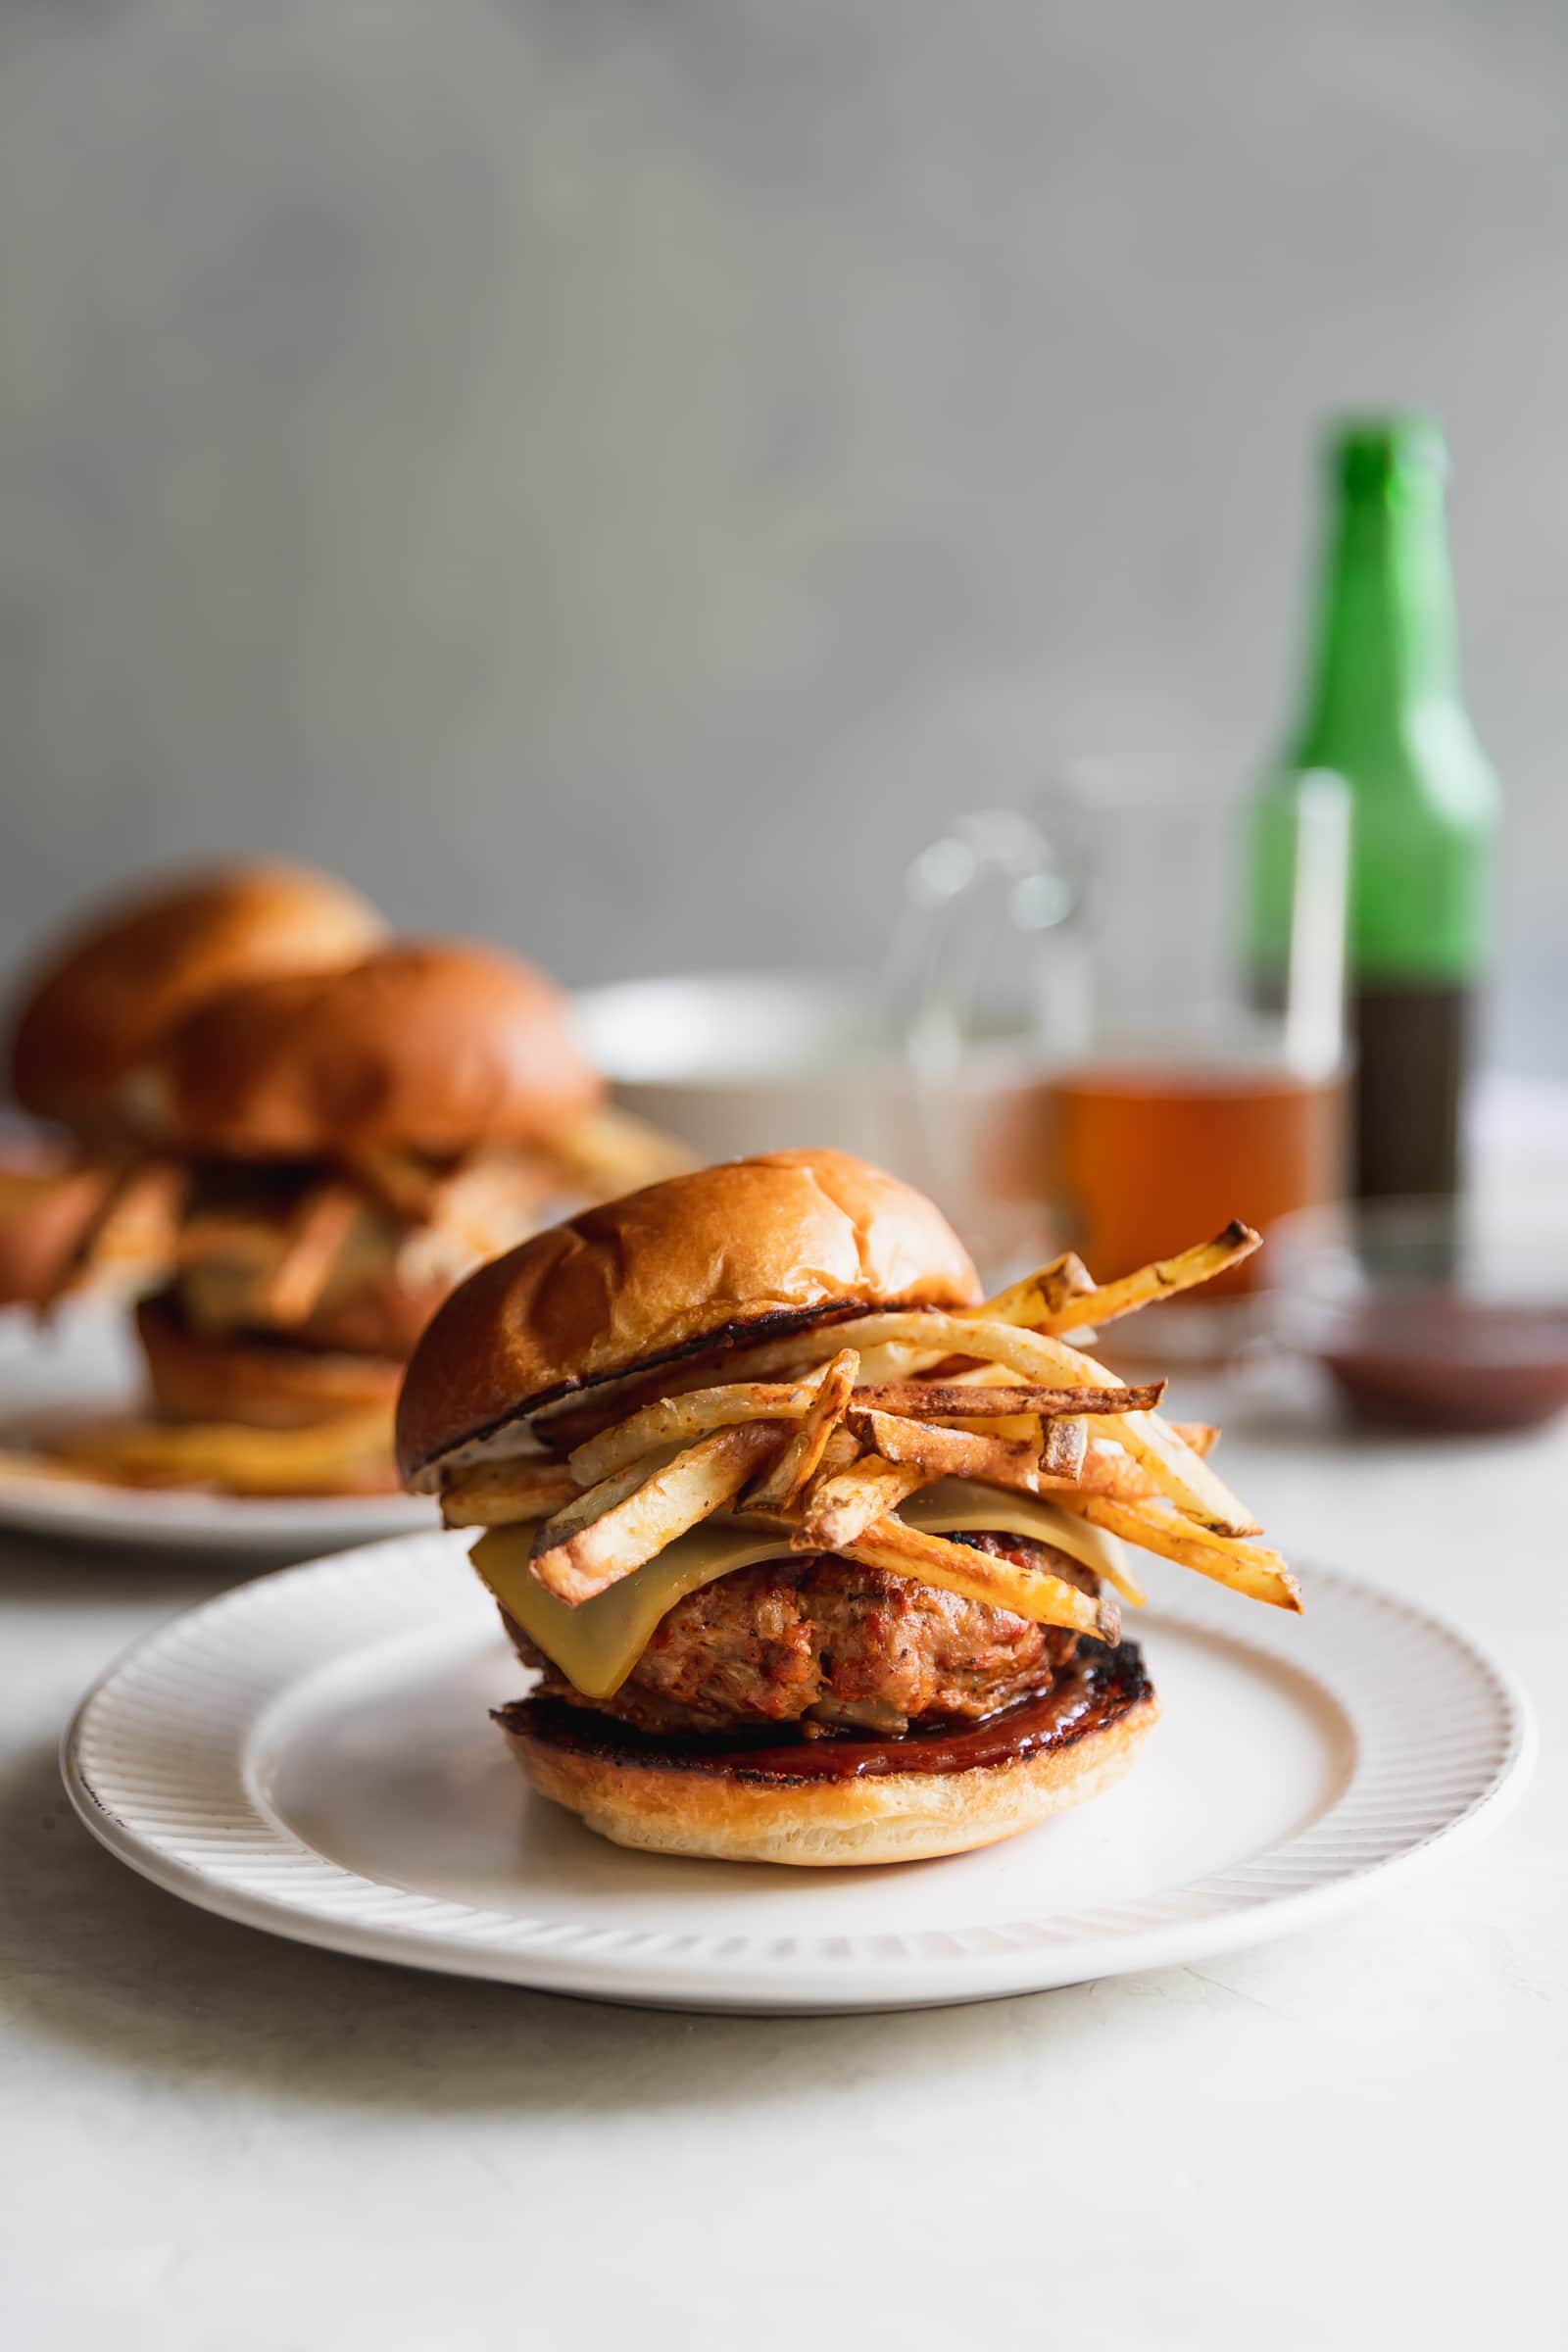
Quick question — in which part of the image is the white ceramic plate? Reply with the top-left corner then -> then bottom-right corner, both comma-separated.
0,1461 -> 435,1552
63,1534 -> 1534,2012
0,1303 -> 433,1552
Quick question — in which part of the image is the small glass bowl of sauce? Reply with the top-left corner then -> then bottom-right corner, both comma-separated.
1267,1197 -> 1568,1435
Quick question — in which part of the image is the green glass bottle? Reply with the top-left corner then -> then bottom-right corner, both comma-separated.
1252,416 -> 1499,1198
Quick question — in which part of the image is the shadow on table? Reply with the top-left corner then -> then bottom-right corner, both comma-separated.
0,1740 -> 1077,2115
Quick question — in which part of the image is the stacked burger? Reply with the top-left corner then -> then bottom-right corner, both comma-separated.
398,1149 -> 1298,1866
2,864 -> 685,1494
122,940 -> 636,1488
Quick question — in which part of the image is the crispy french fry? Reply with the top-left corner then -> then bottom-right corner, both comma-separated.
1170,1422 -> 1219,1456
793,1454 -> 933,1551
908,1359 -> 1067,1444
43,1159 -> 187,1305
810,1311 -> 1261,1536
440,1456 -> 582,1529
262,1182 -> 364,1326
548,1104 -> 698,1194
1074,1444 -> 1163,1504
968,1252 -> 1095,1329
0,1158 -> 115,1311
847,1380 -> 1166,1421
1041,1415 -> 1087,1480
566,1375 -> 823,1489
846,1408 -> 1043,1494
841,1516 -> 1118,1641
747,1350 -> 858,1514
1050,1493 -> 1301,1612
1036,1222 -> 1261,1337
48,1408 -> 396,1495
0,1446 -> 97,1490
811,1423 -> 861,1483
867,1356 -> 1032,1439
537,1457 -> 666,1546
530,1422 -> 785,1605
344,1146 -> 448,1224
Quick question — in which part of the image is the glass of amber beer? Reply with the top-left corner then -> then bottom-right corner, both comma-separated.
892,764 -> 1350,1345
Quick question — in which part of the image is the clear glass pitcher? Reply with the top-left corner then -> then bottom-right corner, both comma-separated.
887,761 -> 1351,1324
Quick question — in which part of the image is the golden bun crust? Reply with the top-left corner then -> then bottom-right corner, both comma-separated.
396,1150 -> 982,1482
501,1688 -> 1158,1865
146,941 -> 602,1162
0,1152 -> 111,1306
136,1294 -> 404,1429
9,862 -> 384,1137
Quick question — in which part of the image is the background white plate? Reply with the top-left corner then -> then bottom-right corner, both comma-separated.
0,1301 -> 434,1552
63,1533 -> 1535,2011
0,1463 -> 435,1552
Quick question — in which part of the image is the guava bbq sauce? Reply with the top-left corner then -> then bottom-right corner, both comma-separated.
497,1641 -> 1152,1784
1320,1295 -> 1568,1433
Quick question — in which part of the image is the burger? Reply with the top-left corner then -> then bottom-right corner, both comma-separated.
397,1149 -> 1296,1866
1,871 -> 689,1492
106,939 -> 686,1486
0,859 -> 386,1310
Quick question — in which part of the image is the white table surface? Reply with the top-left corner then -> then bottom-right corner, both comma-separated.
2,1346 -> 1562,2352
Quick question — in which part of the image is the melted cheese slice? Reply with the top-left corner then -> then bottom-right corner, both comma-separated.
470,1479 -> 1128,1700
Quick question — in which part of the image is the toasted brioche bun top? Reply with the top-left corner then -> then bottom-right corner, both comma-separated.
9,861 -> 385,1136
144,941 -> 602,1163
396,1149 -> 981,1483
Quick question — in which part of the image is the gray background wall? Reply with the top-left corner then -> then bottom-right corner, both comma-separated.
3,1 -> 1565,1070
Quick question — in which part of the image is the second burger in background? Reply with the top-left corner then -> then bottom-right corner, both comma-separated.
44,941 -> 689,1494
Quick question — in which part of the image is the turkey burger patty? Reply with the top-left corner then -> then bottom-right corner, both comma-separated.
506,1531 -> 1093,1738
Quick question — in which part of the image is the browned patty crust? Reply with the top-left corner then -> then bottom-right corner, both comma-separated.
506,1531 -> 1093,1739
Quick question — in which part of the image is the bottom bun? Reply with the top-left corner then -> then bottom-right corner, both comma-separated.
136,1293 -> 405,1430
495,1646 -> 1158,1867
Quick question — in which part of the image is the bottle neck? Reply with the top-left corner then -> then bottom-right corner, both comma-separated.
1293,479 -> 1462,760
